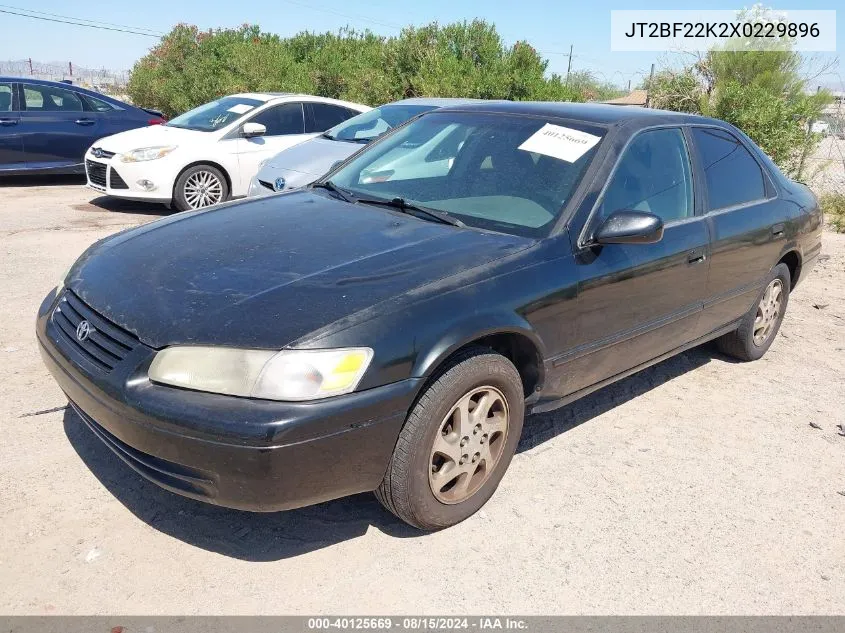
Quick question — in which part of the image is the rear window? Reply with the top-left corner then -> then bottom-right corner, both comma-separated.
691,127 -> 767,211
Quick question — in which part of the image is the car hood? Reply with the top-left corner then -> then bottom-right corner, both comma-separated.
95,124 -> 211,153
68,191 -> 532,350
259,136 -> 359,179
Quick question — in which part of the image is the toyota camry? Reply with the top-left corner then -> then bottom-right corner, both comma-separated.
37,102 -> 822,529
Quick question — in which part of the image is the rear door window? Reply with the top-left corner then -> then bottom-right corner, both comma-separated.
306,103 -> 356,132
691,127 -> 767,211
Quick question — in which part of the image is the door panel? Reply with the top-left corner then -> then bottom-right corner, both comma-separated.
560,220 -> 710,395
689,126 -> 791,334
0,82 -> 24,170
19,83 -> 99,168
555,127 -> 709,397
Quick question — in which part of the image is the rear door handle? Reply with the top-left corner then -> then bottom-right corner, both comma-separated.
0,118 -> 18,126
687,248 -> 707,264
772,223 -> 785,237
74,118 -> 96,126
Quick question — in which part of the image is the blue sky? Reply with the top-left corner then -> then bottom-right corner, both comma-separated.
1,0 -> 842,90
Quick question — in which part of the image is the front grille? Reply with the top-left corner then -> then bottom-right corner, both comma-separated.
109,168 -> 129,189
86,160 -> 107,188
52,291 -> 138,372
91,147 -> 116,159
259,180 -> 275,191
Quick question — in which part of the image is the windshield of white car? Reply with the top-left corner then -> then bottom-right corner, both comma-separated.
323,104 -> 436,143
328,111 -> 605,238
167,97 -> 265,132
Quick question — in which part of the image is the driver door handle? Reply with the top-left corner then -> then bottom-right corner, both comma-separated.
687,248 -> 707,264
74,118 -> 96,126
0,118 -> 18,126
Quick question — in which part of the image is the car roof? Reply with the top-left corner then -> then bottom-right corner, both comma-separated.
435,100 -> 717,127
0,76 -> 133,106
387,97 -> 491,107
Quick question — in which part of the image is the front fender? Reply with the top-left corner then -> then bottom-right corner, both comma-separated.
412,312 -> 547,388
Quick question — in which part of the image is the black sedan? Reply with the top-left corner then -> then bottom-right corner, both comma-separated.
37,102 -> 822,529
0,77 -> 164,175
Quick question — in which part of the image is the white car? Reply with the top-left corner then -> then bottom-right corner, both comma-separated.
84,93 -> 370,210
247,98 -> 481,197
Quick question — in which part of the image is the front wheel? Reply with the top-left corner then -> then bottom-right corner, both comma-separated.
173,165 -> 229,211
717,263 -> 791,361
375,347 -> 524,530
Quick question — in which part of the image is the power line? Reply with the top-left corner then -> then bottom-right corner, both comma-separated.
0,4 -> 164,34
0,8 -> 162,37
278,0 -> 403,31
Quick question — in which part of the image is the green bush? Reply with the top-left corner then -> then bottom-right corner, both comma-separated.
821,194 -> 845,233
128,21 -> 584,118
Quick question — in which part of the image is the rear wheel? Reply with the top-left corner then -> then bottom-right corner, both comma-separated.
717,263 -> 791,361
173,165 -> 229,211
375,347 -> 524,530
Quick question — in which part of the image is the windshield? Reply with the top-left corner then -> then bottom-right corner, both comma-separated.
167,96 -> 264,132
325,104 -> 436,143
328,111 -> 605,237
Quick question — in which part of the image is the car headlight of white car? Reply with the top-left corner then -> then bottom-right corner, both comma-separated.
119,146 -> 178,163
148,346 -> 374,401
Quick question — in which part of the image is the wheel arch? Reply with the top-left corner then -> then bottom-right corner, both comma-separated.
776,247 -> 802,290
412,316 -> 547,399
172,160 -> 233,200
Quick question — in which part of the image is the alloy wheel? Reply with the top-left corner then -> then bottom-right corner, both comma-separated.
753,278 -> 784,346
183,170 -> 224,209
428,386 -> 509,504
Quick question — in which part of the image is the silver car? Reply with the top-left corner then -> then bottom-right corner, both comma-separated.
247,98 -> 482,197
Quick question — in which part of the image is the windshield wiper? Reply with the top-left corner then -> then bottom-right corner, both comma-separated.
356,196 -> 464,227
311,180 -> 356,203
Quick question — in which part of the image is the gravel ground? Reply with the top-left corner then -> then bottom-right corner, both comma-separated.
1,179 -> 843,615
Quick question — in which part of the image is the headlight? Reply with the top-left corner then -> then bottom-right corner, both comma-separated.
119,146 -> 177,163
148,346 -> 374,401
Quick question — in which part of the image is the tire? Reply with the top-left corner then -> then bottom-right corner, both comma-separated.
173,164 -> 229,211
717,263 -> 791,361
376,347 -> 524,530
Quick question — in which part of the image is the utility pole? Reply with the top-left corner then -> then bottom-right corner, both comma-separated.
565,44 -> 573,86
28,57 -> 33,75
627,79 -> 631,91
68,61 -> 73,77
645,63 -> 655,107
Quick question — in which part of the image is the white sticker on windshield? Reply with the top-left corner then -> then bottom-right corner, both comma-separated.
518,123 -> 601,163
227,104 -> 255,115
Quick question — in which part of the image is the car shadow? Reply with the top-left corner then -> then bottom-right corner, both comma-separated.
84,196 -> 171,216
64,342 -> 726,561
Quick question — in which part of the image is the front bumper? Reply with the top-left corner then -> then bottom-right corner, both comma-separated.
36,290 -> 418,511
84,151 -> 173,203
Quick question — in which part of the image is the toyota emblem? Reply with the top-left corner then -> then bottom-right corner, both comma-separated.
76,320 -> 92,342
273,177 -> 286,192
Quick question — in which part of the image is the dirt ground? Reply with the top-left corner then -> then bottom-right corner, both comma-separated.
1,179 -> 843,615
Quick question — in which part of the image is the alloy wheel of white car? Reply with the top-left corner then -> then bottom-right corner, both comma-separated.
174,164 -> 229,211
184,170 -> 224,209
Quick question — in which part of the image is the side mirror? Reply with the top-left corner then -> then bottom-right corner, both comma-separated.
594,210 -> 664,245
242,122 -> 267,138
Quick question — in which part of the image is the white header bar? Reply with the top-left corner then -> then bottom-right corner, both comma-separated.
610,10 -> 837,52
